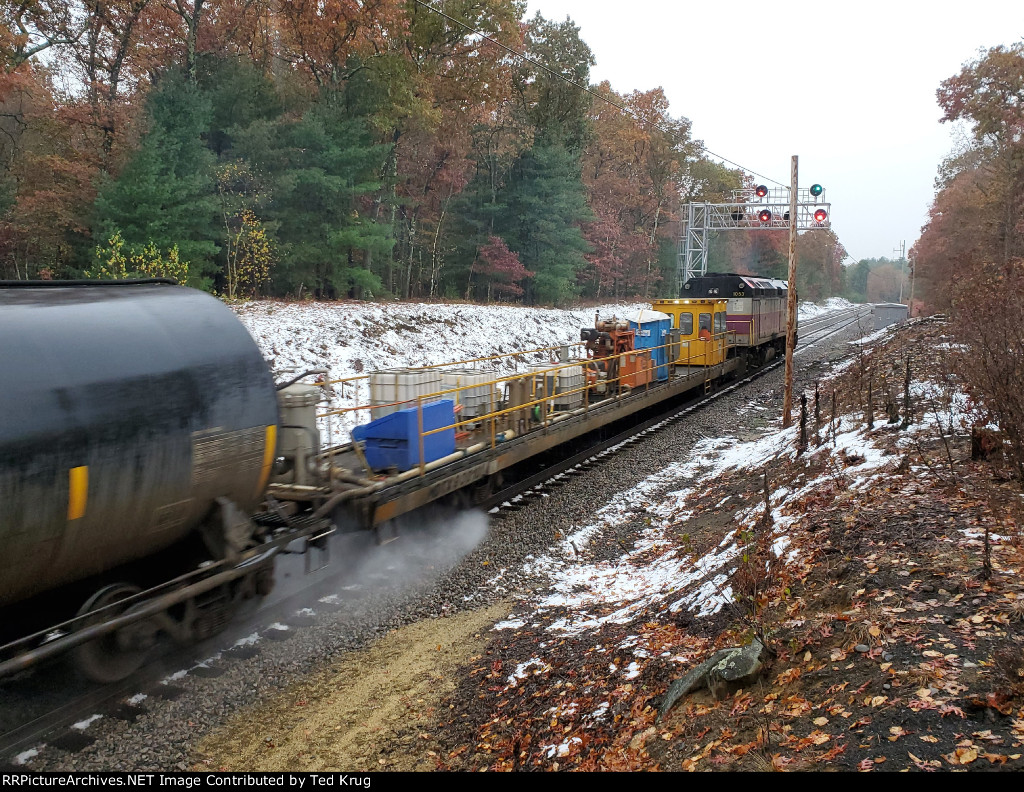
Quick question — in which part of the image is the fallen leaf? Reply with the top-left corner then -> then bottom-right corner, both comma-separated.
771,754 -> 792,771
814,716 -> 829,726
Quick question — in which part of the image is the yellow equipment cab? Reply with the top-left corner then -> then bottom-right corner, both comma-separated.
651,298 -> 729,367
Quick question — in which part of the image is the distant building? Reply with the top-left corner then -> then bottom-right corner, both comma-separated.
872,303 -> 909,331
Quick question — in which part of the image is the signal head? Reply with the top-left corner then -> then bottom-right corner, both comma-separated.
814,208 -> 828,223
758,209 -> 772,224
755,185 -> 768,198
810,183 -> 823,197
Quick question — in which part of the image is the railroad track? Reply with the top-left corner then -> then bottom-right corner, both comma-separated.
0,304 -> 872,768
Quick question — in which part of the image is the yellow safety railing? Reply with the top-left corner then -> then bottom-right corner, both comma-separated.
328,324 -> 749,475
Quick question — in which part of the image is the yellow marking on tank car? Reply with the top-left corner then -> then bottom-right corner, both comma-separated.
68,465 -> 88,520
257,425 -> 277,496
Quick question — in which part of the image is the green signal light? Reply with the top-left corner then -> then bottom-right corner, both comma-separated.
810,183 -> 823,197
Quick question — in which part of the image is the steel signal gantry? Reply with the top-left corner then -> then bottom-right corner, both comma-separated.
677,185 -> 831,289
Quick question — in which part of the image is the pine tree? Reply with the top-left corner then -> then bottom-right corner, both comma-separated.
501,142 -> 591,305
92,71 -> 220,288
234,92 -> 395,297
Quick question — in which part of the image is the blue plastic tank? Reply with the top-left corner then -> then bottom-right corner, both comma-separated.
351,400 -> 456,472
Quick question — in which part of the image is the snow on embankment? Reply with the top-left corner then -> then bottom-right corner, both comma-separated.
799,296 -> 855,321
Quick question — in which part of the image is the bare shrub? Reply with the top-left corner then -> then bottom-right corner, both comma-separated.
951,260 -> 1024,486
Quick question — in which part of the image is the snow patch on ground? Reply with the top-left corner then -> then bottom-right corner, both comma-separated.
14,748 -> 39,765
542,736 -> 582,759
71,714 -> 102,731
508,658 -> 548,687
799,297 -> 856,321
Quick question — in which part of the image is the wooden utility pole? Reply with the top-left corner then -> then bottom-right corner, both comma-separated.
895,240 -> 907,303
782,155 -> 798,429
908,255 -> 916,316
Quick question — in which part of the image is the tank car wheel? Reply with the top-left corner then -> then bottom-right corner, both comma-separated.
73,584 -> 152,683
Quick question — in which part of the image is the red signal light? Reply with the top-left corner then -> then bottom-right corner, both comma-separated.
758,209 -> 772,223
755,185 -> 768,198
814,208 -> 828,223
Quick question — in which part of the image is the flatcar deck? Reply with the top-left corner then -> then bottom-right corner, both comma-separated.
269,357 -> 742,528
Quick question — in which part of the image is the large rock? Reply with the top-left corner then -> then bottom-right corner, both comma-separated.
657,639 -> 765,722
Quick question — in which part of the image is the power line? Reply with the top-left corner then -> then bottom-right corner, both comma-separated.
413,0 -> 789,189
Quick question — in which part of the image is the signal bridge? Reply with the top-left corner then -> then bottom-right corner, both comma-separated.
678,185 -> 831,289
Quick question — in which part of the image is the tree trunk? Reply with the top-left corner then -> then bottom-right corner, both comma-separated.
429,190 -> 451,298
646,202 -> 661,298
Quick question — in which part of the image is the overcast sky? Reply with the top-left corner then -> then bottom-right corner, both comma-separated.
525,1 -> 1023,262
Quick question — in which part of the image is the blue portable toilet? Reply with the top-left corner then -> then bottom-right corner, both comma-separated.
628,310 -> 672,381
351,399 -> 456,472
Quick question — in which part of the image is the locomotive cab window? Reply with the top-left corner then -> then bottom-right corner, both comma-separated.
677,312 -> 693,335
698,313 -> 711,333
715,311 -> 726,335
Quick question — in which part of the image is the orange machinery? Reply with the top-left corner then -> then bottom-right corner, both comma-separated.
580,318 -> 654,393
